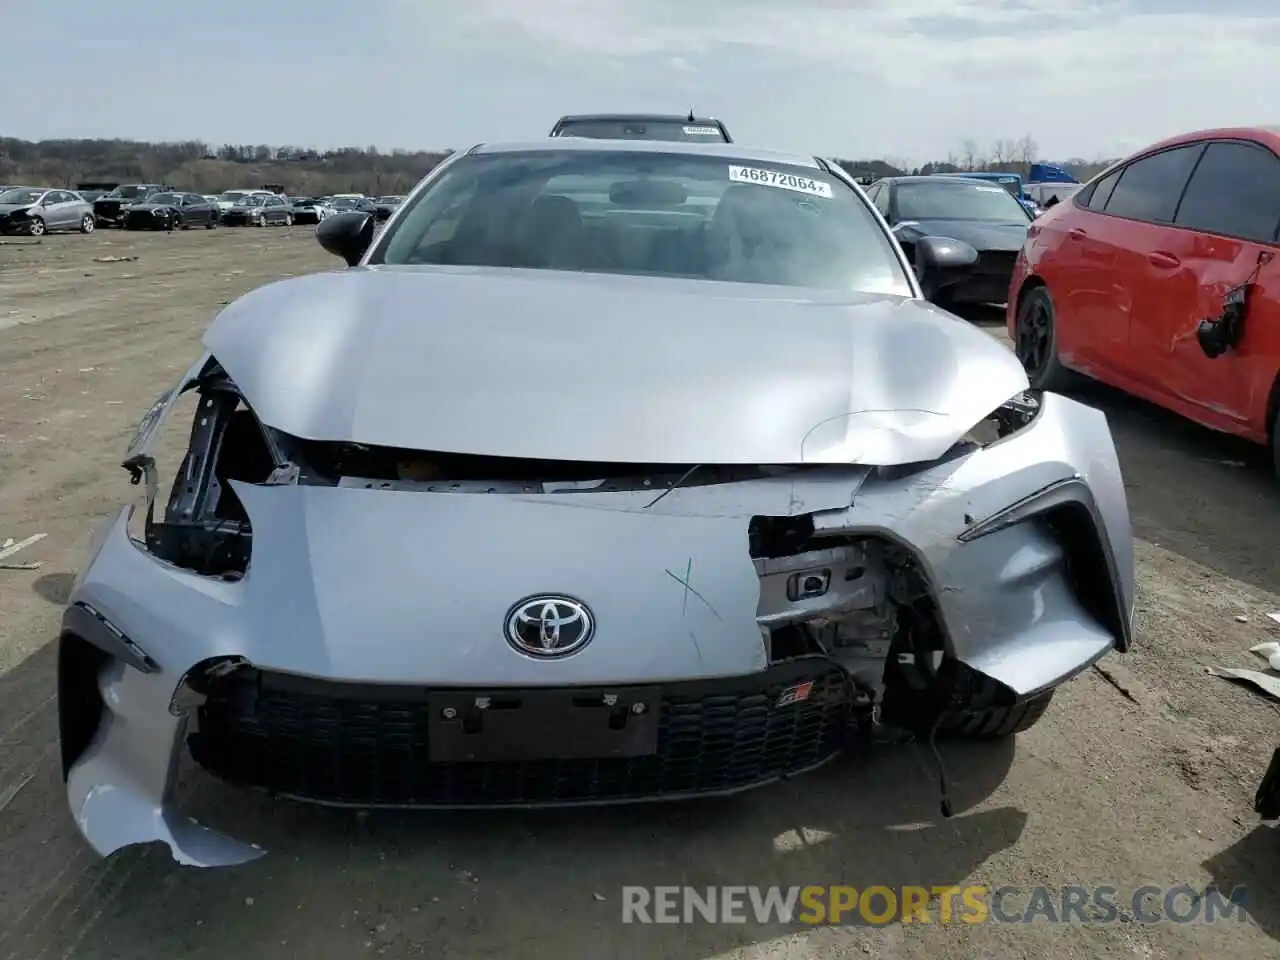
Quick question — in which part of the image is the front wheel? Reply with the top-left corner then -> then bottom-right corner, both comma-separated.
1013,285 -> 1075,392
79,214 -> 95,234
28,216 -> 46,237
205,214 -> 218,229
283,213 -> 293,227
256,213 -> 267,228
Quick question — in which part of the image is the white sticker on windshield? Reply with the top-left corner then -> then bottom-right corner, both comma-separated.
684,126 -> 721,136
974,186 -> 1006,192
727,165 -> 833,199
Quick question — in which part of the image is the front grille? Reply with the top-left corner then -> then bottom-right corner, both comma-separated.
190,658 -> 852,806
95,201 -> 122,217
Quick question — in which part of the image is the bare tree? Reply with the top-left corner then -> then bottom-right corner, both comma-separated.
960,139 -> 978,171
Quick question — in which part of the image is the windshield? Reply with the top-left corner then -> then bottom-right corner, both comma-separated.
371,150 -> 911,295
148,193 -> 181,205
0,188 -> 44,205
376,196 -> 403,204
329,197 -> 363,210
554,119 -> 728,142
107,185 -> 152,199
235,195 -> 266,206
895,180 -> 1030,221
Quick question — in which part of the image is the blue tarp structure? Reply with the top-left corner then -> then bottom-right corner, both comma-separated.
1028,162 -> 1078,184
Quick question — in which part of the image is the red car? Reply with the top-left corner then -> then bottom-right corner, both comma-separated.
1008,127 -> 1280,471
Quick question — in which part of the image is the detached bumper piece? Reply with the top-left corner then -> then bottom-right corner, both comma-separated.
190,659 -> 853,807
1256,746 -> 1280,819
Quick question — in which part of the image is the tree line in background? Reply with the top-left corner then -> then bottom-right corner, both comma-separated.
0,134 -> 1119,196
835,135 -> 1117,183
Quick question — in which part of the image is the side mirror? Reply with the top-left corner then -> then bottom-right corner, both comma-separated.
316,211 -> 375,267
913,235 -> 978,300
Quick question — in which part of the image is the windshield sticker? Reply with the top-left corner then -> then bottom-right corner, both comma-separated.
974,185 -> 1006,192
727,165 -> 833,199
684,126 -> 721,136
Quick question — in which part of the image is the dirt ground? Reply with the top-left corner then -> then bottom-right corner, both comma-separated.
1,227 -> 1278,960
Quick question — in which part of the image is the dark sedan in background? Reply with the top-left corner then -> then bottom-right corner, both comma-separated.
373,195 -> 405,221
123,192 -> 220,230
94,183 -> 169,227
863,175 -> 1031,306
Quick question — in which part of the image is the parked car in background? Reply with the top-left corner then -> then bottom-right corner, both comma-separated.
937,172 -> 1039,217
1008,126 -> 1280,471
0,186 -> 97,235
373,195 -> 404,221
550,113 -> 733,142
865,175 -> 1032,306
94,184 -> 168,227
290,197 -> 334,225
76,181 -> 119,204
221,192 -> 294,227
123,192 -> 220,230
214,189 -> 275,218
325,195 -> 376,216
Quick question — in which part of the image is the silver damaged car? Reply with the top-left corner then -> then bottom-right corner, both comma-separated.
61,138 -> 1135,867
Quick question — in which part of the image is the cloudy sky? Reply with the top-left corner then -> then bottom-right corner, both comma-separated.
3,0 -> 1276,164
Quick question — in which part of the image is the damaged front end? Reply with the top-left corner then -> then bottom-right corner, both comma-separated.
62,356 -> 1133,867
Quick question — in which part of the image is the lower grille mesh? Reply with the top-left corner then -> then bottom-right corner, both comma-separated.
190,661 -> 852,806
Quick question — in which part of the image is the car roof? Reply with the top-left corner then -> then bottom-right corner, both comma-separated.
556,113 -> 723,124
1135,125 -> 1280,155
470,138 -> 821,168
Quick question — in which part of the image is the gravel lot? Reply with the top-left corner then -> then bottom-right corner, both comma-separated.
1,227 -> 1278,959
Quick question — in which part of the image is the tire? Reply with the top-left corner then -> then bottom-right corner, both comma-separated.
206,214 -> 217,229
179,216 -> 190,230
256,213 -> 267,228
284,213 -> 293,227
28,216 -> 46,237
1013,285 -> 1075,392
79,214 -> 95,234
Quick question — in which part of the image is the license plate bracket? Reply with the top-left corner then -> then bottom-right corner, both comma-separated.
428,687 -> 660,762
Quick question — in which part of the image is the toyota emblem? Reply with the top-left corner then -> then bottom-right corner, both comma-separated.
504,596 -> 595,658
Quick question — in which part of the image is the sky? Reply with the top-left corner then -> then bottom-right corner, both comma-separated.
1,0 -> 1277,165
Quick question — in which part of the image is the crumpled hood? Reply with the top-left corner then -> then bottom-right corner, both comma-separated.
901,219 -> 1028,253
0,203 -> 34,215
204,266 -> 1029,466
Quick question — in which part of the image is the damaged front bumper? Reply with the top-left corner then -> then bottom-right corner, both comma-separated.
61,389 -> 1133,867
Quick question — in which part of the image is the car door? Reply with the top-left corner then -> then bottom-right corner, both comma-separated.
43,190 -> 72,229
1080,143 -> 1203,386
1154,139 -> 1280,437
268,195 -> 286,223
185,193 -> 208,223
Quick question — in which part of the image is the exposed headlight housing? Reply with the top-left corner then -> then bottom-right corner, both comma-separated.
960,390 -> 1042,447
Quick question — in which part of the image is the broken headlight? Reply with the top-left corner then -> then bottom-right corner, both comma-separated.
958,390 -> 1042,448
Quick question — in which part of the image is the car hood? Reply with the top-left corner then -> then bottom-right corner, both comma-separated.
129,203 -> 172,212
901,219 -> 1028,253
0,203 -> 34,215
203,266 -> 1030,466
